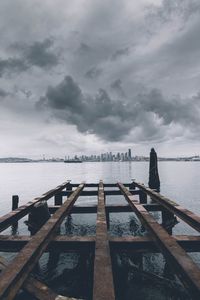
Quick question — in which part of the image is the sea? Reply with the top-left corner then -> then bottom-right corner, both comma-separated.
0,161 -> 200,300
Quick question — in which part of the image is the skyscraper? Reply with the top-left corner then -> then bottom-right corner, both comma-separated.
128,149 -> 132,160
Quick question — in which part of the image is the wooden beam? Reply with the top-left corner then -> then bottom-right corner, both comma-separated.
110,235 -> 200,252
0,183 -> 84,300
0,256 -> 60,300
71,183 -> 131,187
93,181 -> 115,300
0,181 -> 71,233
1,234 -> 200,253
133,181 -> 200,233
61,190 -> 141,196
0,235 -> 95,252
49,203 -> 163,214
118,182 -> 200,299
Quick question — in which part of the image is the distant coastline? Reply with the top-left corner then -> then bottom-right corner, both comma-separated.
1,156 -> 200,163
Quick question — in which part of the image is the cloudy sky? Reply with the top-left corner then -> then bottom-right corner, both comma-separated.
0,0 -> 200,158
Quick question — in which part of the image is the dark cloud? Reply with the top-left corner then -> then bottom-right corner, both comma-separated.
0,58 -> 28,77
85,66 -> 102,79
23,38 -> 58,68
111,47 -> 129,61
0,38 -> 58,77
37,75 -> 200,142
0,88 -> 9,98
1,0 -> 200,156
145,0 -> 200,33
110,79 -> 126,98
77,43 -> 92,55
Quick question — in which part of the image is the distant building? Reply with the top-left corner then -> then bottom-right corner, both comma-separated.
128,149 -> 132,160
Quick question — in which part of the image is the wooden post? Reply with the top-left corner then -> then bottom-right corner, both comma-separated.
67,182 -> 72,191
27,201 -> 51,235
129,181 -> 136,190
106,211 -> 110,229
139,191 -> 147,204
54,193 -> 62,205
12,195 -> 19,210
162,208 -> 178,235
12,195 -> 19,234
149,148 -> 160,191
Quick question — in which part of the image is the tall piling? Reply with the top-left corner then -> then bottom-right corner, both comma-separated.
148,148 -> 160,192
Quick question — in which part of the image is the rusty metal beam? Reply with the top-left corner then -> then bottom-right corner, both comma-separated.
93,181 -> 115,300
133,181 -> 200,233
0,181 -> 71,233
118,182 -> 200,299
0,183 -> 84,300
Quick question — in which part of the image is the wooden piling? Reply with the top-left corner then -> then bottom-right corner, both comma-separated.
12,195 -> 19,211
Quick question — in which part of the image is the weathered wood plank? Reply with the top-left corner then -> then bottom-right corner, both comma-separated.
61,190 -> 141,196
110,235 -> 200,252
71,183 -> 131,187
49,203 -> 163,214
0,255 -> 59,300
1,235 -> 200,253
0,181 -> 71,233
93,181 -> 115,300
133,181 -> 200,233
118,182 -> 200,299
0,235 -> 95,252
0,183 -> 84,300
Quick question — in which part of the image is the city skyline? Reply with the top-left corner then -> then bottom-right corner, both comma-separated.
67,148 -> 133,162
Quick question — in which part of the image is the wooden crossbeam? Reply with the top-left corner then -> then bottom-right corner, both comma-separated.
1,235 -> 200,253
133,181 -> 200,233
0,181 -> 71,233
0,235 -> 95,252
110,235 -> 200,252
0,183 -> 84,300
118,182 -> 200,299
61,189 -> 141,196
49,203 -> 163,214
93,181 -> 115,300
71,183 -> 131,187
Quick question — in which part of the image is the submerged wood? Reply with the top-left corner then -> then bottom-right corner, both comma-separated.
26,200 -> 51,234
116,254 -> 190,299
0,255 -> 60,300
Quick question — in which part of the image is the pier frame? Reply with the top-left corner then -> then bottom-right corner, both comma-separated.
0,181 -> 200,299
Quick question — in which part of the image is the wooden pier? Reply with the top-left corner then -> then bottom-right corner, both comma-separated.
0,180 -> 200,299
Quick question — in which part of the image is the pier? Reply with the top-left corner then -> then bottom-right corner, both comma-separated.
0,181 -> 200,299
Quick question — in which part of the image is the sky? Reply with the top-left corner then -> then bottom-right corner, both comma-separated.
0,0 -> 200,158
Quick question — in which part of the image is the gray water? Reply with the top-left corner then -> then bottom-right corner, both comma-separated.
0,161 -> 200,299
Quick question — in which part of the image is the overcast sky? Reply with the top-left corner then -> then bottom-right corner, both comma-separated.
0,0 -> 200,158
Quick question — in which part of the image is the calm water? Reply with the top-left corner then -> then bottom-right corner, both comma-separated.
0,161 -> 200,299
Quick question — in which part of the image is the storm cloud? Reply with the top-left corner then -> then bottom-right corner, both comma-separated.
1,0 -> 200,157
37,75 -> 200,142
0,39 -> 58,77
